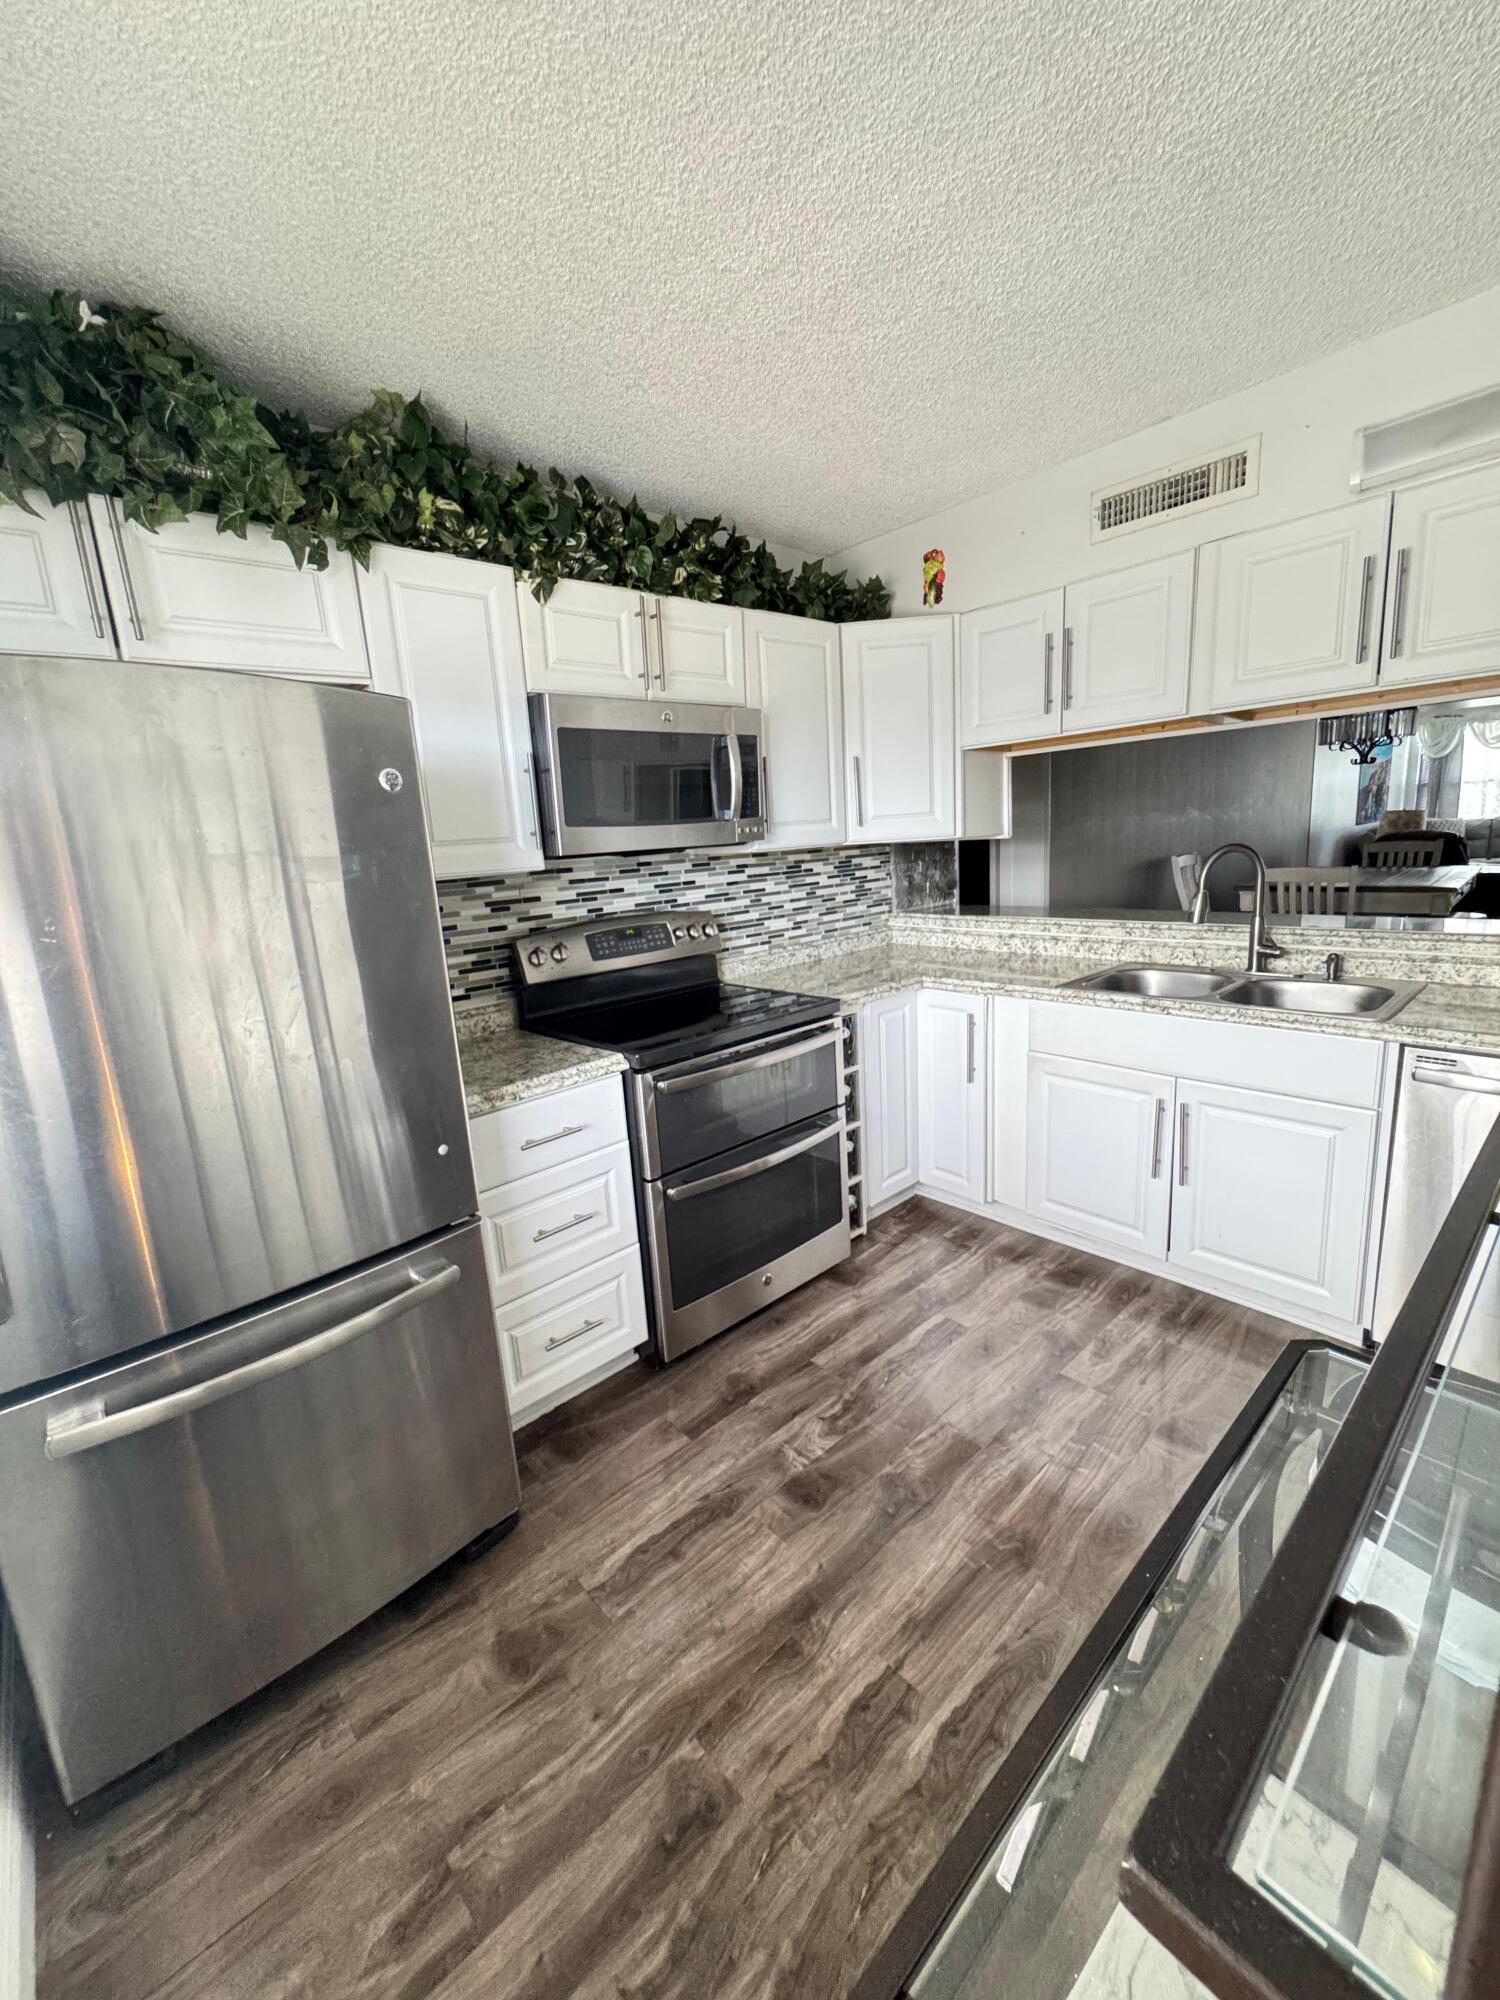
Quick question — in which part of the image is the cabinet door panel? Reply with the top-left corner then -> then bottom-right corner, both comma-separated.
918,991 -> 986,1203
861,993 -> 919,1208
1203,498 -> 1389,709
745,611 -> 844,848
359,546 -> 543,878
653,597 -> 746,702
1169,1080 -> 1374,1321
516,578 -> 647,697
1062,552 -> 1193,732
1027,1054 -> 1172,1258
1381,464 -> 1500,685
842,618 -> 956,843
0,492 -> 115,658
87,499 -> 370,681
959,590 -> 1061,746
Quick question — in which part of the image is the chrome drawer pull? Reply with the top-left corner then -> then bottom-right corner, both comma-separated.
68,503 -> 107,638
544,1314 -> 606,1352
532,1210 -> 598,1243
521,1122 -> 587,1151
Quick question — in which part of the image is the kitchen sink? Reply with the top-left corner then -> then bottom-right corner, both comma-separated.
1064,964 -> 1425,1024
1068,965 -> 1240,1000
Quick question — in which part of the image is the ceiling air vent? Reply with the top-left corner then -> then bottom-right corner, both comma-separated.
1091,438 -> 1260,542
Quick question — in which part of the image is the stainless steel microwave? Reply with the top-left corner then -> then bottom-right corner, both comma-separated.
528,693 -> 766,856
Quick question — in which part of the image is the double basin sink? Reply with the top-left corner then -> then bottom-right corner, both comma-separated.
1064,963 -> 1425,1024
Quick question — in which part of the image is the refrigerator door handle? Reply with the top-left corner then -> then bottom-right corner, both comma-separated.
44,1261 -> 461,1460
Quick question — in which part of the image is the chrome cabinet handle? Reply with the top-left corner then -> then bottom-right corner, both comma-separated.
651,600 -> 666,689
520,1122 -> 587,1151
68,502 -> 107,639
544,1314 -> 605,1353
44,1262 -> 460,1458
665,1115 -> 842,1201
1043,631 -> 1054,714
1390,547 -> 1411,657
636,599 -> 650,687
1177,1103 -> 1190,1186
1355,553 -> 1376,664
521,754 -> 541,850
655,1024 -> 842,1094
853,753 -> 865,826
532,1210 -> 598,1243
966,1013 -> 976,1084
1151,1098 -> 1166,1179
1062,627 -> 1075,710
104,499 -> 146,642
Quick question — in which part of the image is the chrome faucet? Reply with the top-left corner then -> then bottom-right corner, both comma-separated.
1191,843 -> 1286,973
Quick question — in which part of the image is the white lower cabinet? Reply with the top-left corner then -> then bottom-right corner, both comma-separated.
861,992 -> 920,1209
1167,1079 -> 1375,1321
1027,1053 -> 1174,1259
468,1076 -> 649,1425
918,991 -> 987,1204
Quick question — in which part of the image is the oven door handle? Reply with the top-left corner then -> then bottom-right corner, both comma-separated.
654,1024 -> 842,1094
664,1116 -> 843,1201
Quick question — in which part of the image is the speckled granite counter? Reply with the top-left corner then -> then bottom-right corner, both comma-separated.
726,924 -> 1500,1059
455,1008 -> 625,1116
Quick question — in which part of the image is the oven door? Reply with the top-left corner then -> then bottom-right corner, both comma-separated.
633,1020 -> 843,1177
643,1110 -> 851,1362
529,693 -> 765,856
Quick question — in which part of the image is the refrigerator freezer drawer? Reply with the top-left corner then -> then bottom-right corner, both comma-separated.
0,1219 -> 518,1803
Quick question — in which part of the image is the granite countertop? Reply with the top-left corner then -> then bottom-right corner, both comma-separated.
726,939 -> 1500,1058
455,1009 -> 625,1116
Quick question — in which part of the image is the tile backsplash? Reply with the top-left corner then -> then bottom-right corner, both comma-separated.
442,845 -> 893,1007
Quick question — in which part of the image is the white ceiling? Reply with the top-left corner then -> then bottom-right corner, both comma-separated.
3,0 -> 1499,557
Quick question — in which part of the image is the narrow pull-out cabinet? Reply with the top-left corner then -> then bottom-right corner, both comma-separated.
358,545 -> 543,877
744,610 -> 845,848
861,992 -> 921,1209
0,491 -> 115,657
917,991 -> 987,1205
86,498 -> 371,681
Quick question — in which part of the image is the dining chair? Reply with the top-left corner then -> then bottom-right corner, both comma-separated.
1170,853 -> 1202,912
1359,836 -> 1444,869
1262,869 -> 1358,915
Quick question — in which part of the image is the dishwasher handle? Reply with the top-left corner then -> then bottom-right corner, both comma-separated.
44,1262 -> 460,1459
1412,1065 -> 1500,1098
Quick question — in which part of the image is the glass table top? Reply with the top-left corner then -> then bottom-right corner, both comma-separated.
911,1346 -> 1370,2000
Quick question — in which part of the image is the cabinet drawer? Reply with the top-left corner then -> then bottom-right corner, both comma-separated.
479,1142 -> 638,1304
496,1249 -> 648,1408
470,1074 -> 628,1190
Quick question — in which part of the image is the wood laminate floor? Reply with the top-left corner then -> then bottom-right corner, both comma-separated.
33,1199 -> 1292,2000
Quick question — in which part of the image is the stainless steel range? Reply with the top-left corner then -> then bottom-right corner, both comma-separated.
514,912 -> 850,1361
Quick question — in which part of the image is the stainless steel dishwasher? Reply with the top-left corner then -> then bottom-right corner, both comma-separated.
1373,1047 -> 1500,1376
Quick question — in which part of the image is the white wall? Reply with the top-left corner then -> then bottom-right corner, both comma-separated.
828,285 -> 1500,615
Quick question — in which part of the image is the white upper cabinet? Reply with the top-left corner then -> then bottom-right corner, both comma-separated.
918,990 -> 987,1205
1379,462 -> 1500,686
1060,551 -> 1195,734
652,597 -> 746,703
1168,1078 -> 1375,1322
841,616 -> 956,843
516,578 -> 648,697
86,498 -> 370,682
0,492 -> 115,658
744,610 -> 844,848
959,589 -> 1062,746
358,546 -> 543,879
1201,497 -> 1390,711
1027,1052 -> 1173,1260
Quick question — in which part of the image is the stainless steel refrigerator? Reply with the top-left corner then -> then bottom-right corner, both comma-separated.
0,653 -> 520,1803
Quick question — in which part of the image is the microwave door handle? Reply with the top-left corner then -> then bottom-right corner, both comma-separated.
665,1115 -> 842,1201
43,1262 -> 460,1459
726,715 -> 744,824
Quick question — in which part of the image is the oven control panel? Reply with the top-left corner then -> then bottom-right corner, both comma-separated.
514,910 -> 722,984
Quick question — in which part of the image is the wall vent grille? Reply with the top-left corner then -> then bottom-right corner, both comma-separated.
1092,438 -> 1260,541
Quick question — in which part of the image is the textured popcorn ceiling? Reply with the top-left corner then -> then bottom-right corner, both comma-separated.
2,0 -> 1499,554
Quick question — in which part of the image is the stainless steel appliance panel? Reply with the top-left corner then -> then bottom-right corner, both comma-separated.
632,1022 -> 842,1177
0,655 -> 475,1393
1373,1048 -> 1500,1378
643,1110 -> 850,1361
0,1219 -> 515,1801
529,692 -> 765,855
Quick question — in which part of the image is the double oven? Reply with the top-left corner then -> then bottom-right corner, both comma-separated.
514,912 -> 850,1363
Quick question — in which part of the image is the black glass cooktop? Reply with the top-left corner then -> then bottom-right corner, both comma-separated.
526,982 -> 840,1070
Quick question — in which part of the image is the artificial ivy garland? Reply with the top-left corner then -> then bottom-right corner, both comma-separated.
0,283 -> 891,619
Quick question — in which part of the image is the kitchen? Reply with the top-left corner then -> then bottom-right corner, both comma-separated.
3,6 -> 1500,1998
